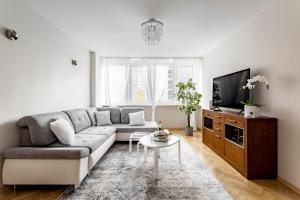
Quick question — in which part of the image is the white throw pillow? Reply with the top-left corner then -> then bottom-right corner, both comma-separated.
50,118 -> 75,145
96,111 -> 112,126
129,111 -> 145,126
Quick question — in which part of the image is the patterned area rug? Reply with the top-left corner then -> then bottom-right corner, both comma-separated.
59,137 -> 232,200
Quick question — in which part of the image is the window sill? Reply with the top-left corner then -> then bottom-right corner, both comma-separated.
116,103 -> 179,107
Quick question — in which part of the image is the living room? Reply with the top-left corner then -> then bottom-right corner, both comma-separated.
0,0 -> 300,199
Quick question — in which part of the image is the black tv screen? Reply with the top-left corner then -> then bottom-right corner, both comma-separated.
212,69 -> 250,109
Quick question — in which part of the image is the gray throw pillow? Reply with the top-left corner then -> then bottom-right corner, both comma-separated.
96,111 -> 112,126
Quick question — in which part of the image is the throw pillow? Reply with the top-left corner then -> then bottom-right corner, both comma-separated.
50,117 -> 75,145
96,111 -> 112,126
129,111 -> 146,126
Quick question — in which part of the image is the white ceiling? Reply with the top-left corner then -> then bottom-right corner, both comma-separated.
23,0 -> 271,57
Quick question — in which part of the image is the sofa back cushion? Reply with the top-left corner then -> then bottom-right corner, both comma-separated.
64,109 -> 92,133
19,127 -> 33,147
86,107 -> 97,126
17,112 -> 73,146
98,107 -> 121,124
121,107 -> 144,124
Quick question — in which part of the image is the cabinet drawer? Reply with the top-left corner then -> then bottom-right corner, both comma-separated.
224,140 -> 245,172
214,127 -> 224,136
225,116 -> 244,128
213,134 -> 224,156
214,114 -> 224,122
203,110 -> 214,118
214,119 -> 224,126
203,128 -> 213,147
214,121 -> 224,134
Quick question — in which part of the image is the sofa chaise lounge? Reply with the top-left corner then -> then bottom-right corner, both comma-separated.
2,107 -> 158,186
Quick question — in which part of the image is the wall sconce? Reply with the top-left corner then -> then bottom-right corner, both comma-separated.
5,29 -> 19,40
71,60 -> 78,66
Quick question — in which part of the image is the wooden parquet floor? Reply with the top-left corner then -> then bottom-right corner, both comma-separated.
0,130 -> 299,200
174,130 -> 300,200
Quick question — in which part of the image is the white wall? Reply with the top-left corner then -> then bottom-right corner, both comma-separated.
142,105 -> 202,129
202,0 -> 300,189
155,106 -> 201,129
120,105 -> 201,129
0,0 -> 90,184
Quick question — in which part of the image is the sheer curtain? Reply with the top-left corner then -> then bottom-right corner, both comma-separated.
97,57 -> 202,127
99,58 -> 131,106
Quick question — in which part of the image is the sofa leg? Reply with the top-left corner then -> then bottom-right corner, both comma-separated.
73,184 -> 80,192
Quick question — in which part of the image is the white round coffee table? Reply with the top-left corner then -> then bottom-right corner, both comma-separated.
139,135 -> 181,178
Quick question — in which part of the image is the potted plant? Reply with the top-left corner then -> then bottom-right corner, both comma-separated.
176,79 -> 202,136
242,75 -> 270,118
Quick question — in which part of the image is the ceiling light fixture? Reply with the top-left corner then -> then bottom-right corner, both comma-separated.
141,18 -> 163,45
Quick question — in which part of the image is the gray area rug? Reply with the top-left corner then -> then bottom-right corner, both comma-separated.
59,137 -> 232,200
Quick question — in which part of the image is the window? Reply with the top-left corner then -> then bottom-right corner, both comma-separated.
107,65 -> 127,105
98,58 -> 201,106
130,65 -> 148,103
156,65 -> 194,103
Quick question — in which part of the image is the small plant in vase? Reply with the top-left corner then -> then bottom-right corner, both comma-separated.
176,79 -> 202,136
241,75 -> 270,118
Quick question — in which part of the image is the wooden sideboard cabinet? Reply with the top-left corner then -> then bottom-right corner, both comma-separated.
202,109 -> 277,179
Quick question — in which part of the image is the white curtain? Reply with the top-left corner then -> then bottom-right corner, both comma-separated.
191,59 -> 202,130
97,57 -> 202,128
146,60 -> 157,121
99,58 -> 131,106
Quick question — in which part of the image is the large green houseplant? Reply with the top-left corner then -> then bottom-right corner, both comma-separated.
176,79 -> 202,135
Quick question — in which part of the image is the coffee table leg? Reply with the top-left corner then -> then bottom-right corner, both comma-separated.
144,146 -> 147,161
129,138 -> 132,152
154,148 -> 159,179
178,140 -> 181,164
158,148 -> 160,158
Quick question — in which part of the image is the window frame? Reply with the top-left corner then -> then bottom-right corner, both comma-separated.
99,57 -> 201,106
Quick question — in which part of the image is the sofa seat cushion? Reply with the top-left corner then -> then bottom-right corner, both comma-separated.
78,126 -> 116,138
4,147 -> 89,159
64,109 -> 92,133
50,134 -> 107,153
107,121 -> 158,133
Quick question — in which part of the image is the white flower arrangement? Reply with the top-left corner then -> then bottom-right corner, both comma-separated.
242,75 -> 270,90
241,75 -> 270,106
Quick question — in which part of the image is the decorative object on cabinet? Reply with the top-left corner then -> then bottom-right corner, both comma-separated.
241,75 -> 270,118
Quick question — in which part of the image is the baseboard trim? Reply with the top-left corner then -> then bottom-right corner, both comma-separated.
277,176 -> 300,194
167,128 -> 202,131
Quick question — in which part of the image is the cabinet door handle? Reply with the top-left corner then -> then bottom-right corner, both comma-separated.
216,121 -> 222,124
215,128 -> 221,131
215,135 -> 221,138
216,116 -> 222,118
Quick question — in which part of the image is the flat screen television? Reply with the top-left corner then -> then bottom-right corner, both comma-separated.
212,69 -> 250,110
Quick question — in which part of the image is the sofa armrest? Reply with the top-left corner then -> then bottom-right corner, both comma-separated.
4,147 -> 89,159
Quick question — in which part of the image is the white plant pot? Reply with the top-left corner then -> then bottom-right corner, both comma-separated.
244,105 -> 261,118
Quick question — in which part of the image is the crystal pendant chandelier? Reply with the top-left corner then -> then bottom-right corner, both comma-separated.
141,19 -> 163,45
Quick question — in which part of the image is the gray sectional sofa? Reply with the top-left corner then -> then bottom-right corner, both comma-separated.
2,107 -> 158,186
